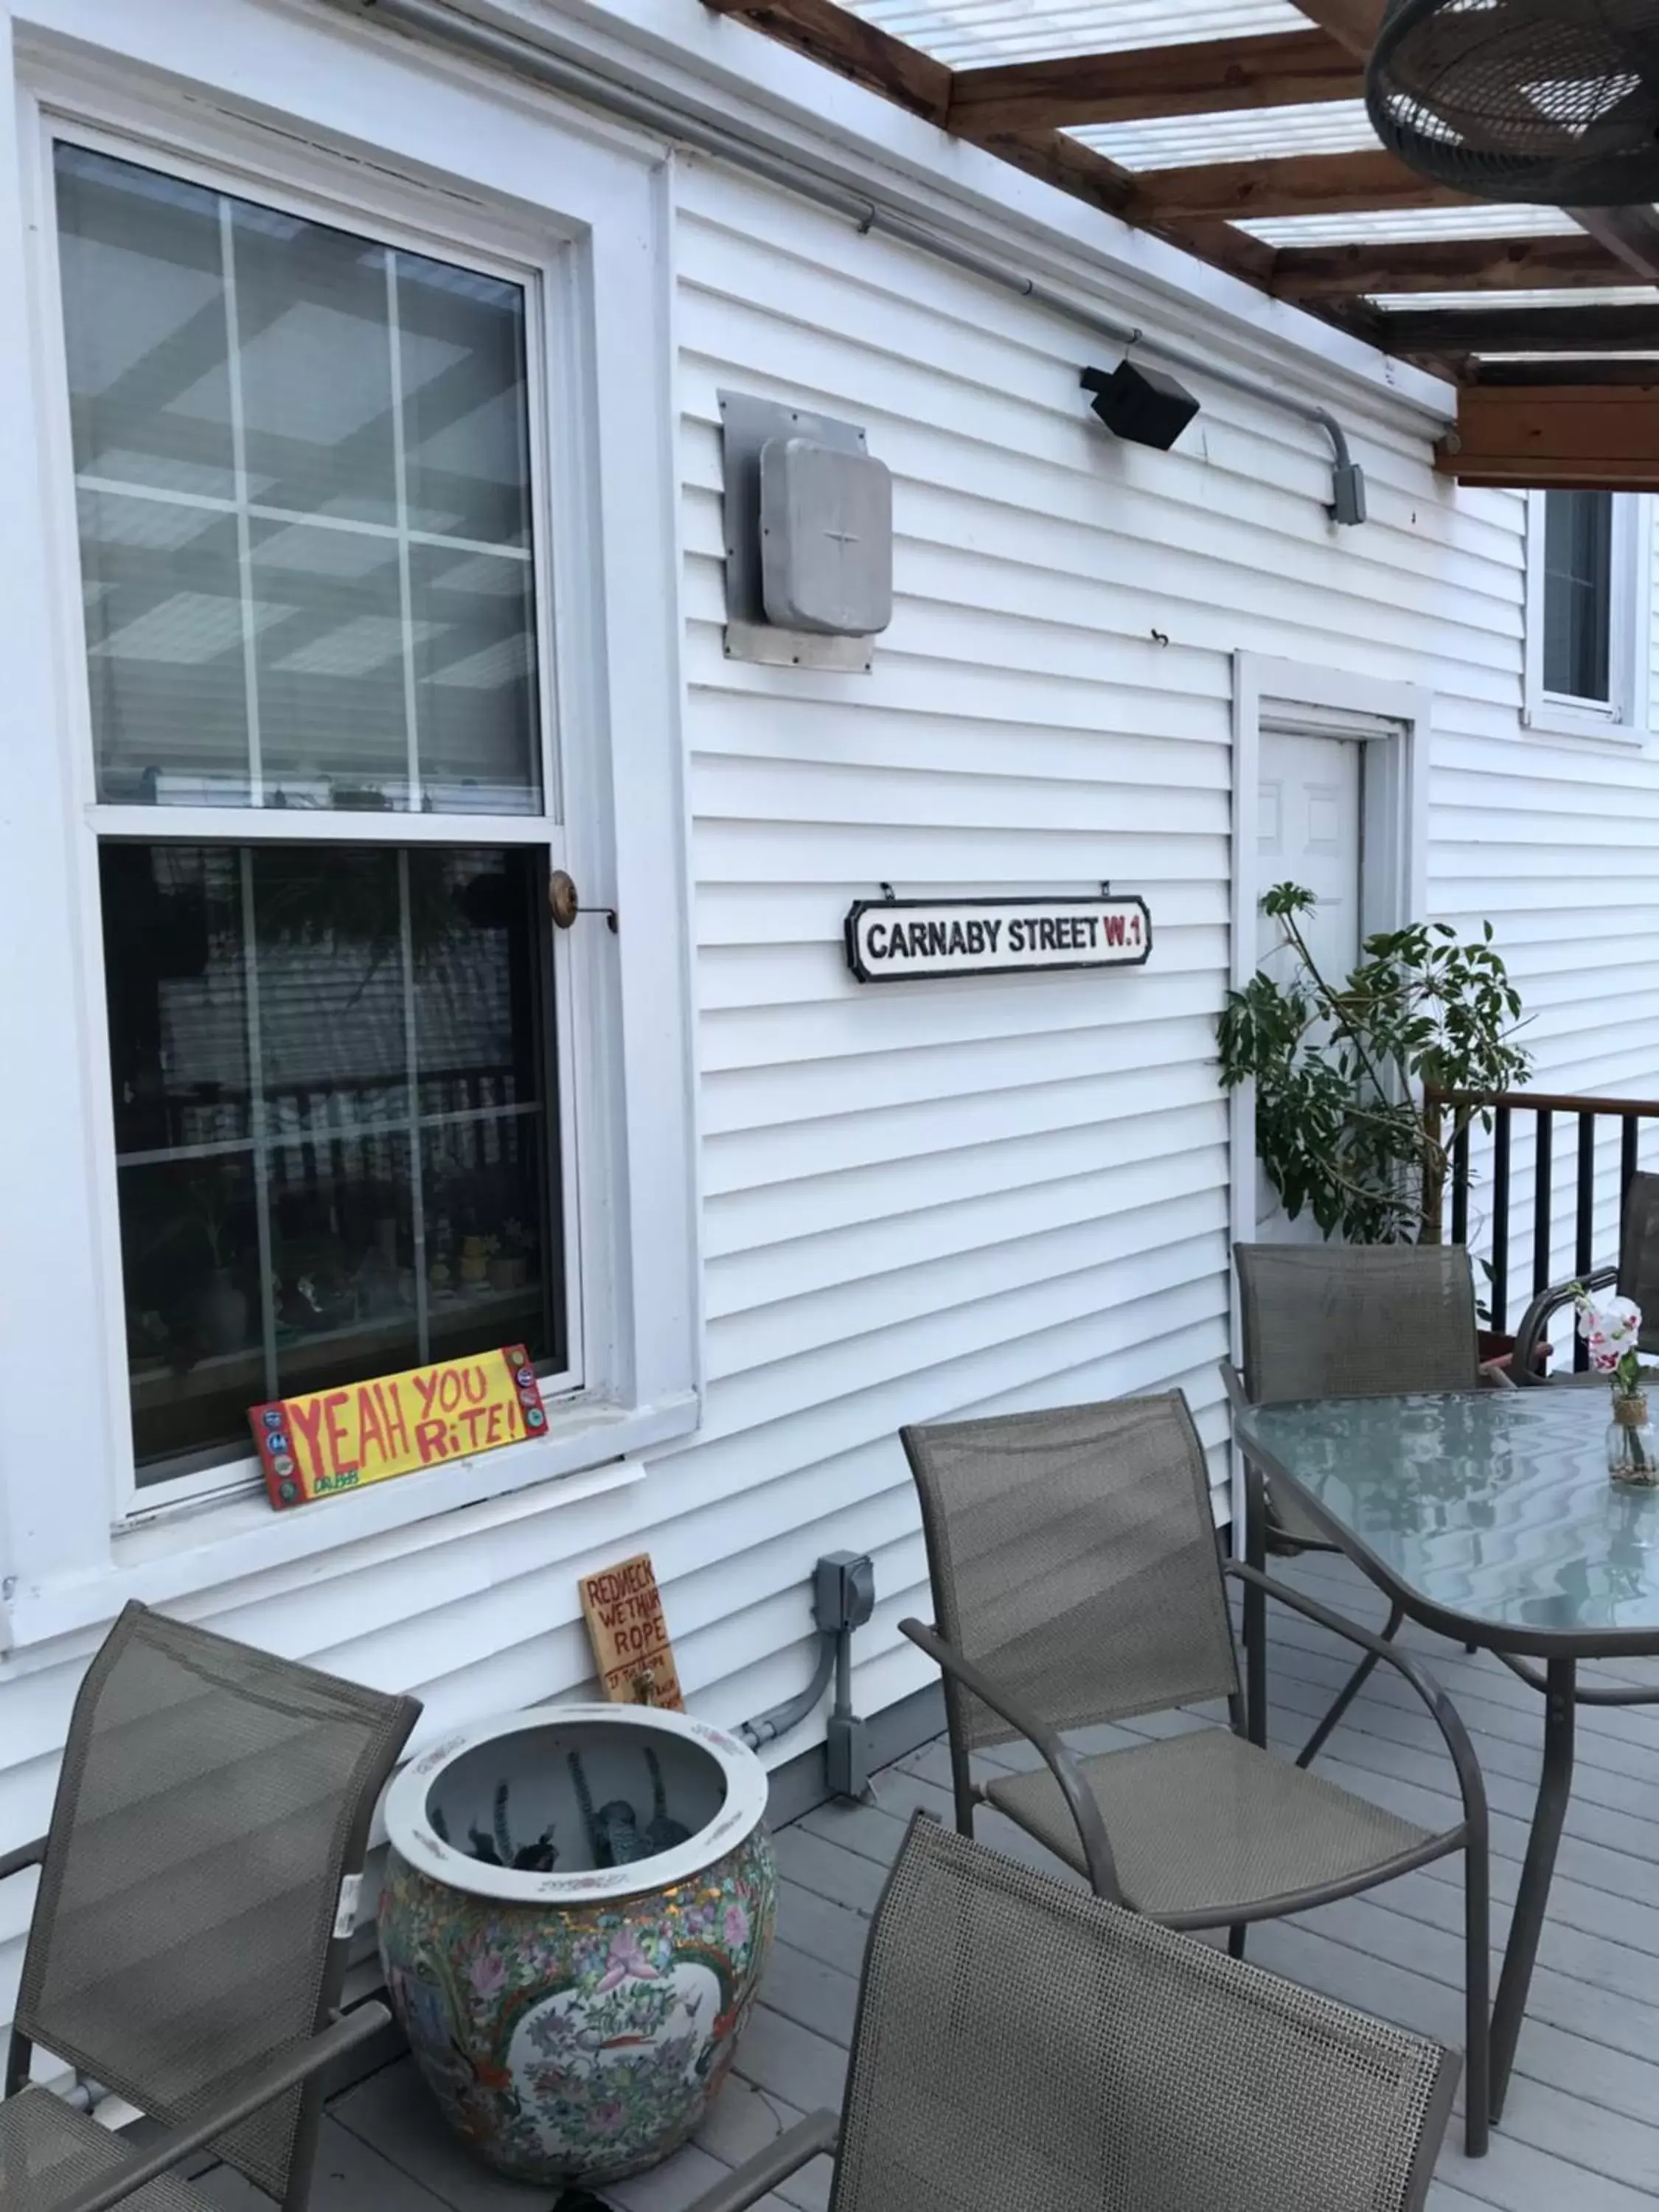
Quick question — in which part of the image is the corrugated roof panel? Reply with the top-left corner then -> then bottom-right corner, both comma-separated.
841,0 -> 1306,69
1072,100 -> 1377,171
1459,350 -> 1659,364
1372,288 -> 1658,313
1241,206 -> 1585,246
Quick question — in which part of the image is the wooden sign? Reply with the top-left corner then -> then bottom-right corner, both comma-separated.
580,1552 -> 684,1709
845,894 -> 1151,983
249,1345 -> 544,1509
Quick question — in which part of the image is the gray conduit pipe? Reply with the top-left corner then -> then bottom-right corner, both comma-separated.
335,0 -> 1369,522
737,1630 -> 837,1750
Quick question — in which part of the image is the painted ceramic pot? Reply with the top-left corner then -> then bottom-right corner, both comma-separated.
380,1705 -> 775,2186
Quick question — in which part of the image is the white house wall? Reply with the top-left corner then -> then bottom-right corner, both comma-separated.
1434,499 -> 1659,1308
6,4 -> 1659,2033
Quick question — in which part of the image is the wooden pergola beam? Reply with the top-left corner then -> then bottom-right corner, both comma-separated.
699,1 -> 1273,288
1382,302 -> 1659,355
700,0 -> 951,123
980,131 -> 1276,288
703,0 -> 1652,371
1273,233 -> 1634,299
1291,1 -> 1384,59
1570,207 -> 1659,288
1440,381 -> 1659,490
1475,358 -> 1659,386
947,29 -> 1360,137
1134,148 -> 1467,225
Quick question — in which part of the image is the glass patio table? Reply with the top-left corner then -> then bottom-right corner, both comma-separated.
1232,1385 -> 1659,2126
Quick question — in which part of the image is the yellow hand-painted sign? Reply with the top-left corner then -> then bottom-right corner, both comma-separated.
249,1344 -> 543,1509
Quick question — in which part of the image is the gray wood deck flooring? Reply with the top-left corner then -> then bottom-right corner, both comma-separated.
205,1556 -> 1659,2211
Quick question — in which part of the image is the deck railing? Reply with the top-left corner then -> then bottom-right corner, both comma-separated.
1432,1087 -> 1659,1362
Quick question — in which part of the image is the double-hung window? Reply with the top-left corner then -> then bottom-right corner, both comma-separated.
1,41 -> 697,1604
59,142 -> 574,1503
1525,488 -> 1652,739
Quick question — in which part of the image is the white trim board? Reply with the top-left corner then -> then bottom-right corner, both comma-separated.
1226,655 -> 1433,1536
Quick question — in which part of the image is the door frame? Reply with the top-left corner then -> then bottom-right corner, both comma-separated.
1226,654 -> 1433,1533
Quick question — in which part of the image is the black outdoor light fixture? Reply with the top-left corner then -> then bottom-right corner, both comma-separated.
1081,359 -> 1201,452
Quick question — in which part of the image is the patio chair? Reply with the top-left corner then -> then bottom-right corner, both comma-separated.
1234,1241 -> 1506,1551
687,1812 -> 1459,2212
1230,1240 -> 1505,1754
897,1394 -> 1489,2157
1510,1170 -> 1659,1385
1,1600 -> 420,2211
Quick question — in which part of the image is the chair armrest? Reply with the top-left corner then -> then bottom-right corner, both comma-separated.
681,2110 -> 840,2212
0,1834 -> 47,1882
1219,1357 -> 1251,1421
49,2004 -> 390,2212
898,1618 -> 1124,1903
1222,1564 -> 1487,1840
1511,1266 -> 1614,1385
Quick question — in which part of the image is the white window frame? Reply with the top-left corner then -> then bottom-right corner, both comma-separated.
0,4 -> 700,1650
1523,488 -> 1653,744
51,122 -> 587,1523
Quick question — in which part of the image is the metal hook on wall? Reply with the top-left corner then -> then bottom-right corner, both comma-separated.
548,869 -> 619,934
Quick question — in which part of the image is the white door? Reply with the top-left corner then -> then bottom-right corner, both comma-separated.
1255,727 -> 1363,1239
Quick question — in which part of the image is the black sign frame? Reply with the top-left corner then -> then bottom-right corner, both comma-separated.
844,893 -> 1152,984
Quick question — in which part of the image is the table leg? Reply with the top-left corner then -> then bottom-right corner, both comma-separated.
1243,1459 -> 1267,1749
1489,1655 -> 1576,2122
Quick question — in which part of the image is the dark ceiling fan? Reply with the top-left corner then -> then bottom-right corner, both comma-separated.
1367,0 -> 1659,206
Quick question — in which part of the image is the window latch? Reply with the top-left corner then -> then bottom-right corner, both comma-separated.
548,869 -> 618,933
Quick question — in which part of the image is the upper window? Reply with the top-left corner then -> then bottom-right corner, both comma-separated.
1542,490 -> 1613,705
59,145 -> 540,814
55,143 -> 574,1500
1526,488 -> 1650,736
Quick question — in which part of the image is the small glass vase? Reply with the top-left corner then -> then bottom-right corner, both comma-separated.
1607,1393 -> 1659,1487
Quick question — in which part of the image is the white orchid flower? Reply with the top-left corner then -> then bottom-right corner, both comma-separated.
1576,1289 -> 1643,1375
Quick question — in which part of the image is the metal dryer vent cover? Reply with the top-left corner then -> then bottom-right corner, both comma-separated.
719,391 -> 890,669
760,435 -> 892,636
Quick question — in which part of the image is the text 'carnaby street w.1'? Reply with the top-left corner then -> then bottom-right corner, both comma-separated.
844,894 -> 1151,984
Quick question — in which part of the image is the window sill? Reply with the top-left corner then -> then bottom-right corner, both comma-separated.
0,1391 -> 697,1655
1521,704 -> 1649,748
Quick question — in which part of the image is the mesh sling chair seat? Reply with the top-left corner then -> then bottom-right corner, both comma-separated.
897,1394 -> 1490,2157
982,1723 -> 1430,1920
0,2086 -> 219,2211
1,1601 -> 420,2212
1510,1172 -> 1659,1387
684,1814 -> 1460,2212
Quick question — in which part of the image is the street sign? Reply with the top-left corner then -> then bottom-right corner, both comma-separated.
845,894 -> 1151,983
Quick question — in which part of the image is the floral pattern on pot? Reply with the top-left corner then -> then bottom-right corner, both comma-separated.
380,1826 -> 776,2185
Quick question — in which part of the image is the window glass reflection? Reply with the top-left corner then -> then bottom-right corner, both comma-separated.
102,843 -> 561,1475
57,145 -> 542,811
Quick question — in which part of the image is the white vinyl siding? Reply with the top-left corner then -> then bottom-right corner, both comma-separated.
1435,484 -> 1659,1322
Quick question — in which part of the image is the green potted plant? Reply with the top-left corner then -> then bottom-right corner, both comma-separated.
1218,885 -> 1530,1340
